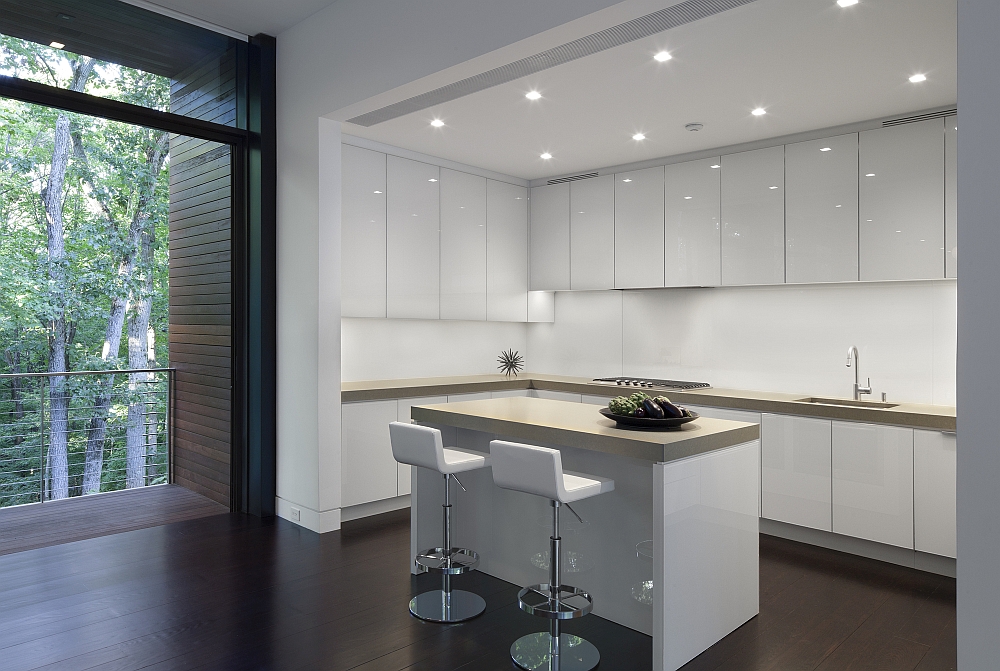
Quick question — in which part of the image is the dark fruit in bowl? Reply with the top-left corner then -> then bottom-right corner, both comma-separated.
654,396 -> 685,418
642,398 -> 666,419
634,406 -> 647,418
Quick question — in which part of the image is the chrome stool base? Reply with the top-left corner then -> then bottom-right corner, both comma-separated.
414,547 -> 480,574
409,588 -> 486,623
511,632 -> 600,671
518,583 -> 594,619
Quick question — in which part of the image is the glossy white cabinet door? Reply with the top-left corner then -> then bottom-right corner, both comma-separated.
570,175 -> 615,290
396,396 -> 447,497
487,180 -> 528,322
341,145 -> 387,317
785,134 -> 859,283
615,166 -> 665,288
832,421 -> 913,549
341,400 -> 399,507
530,390 -> 582,402
721,147 -> 785,286
686,405 -> 762,516
386,156 -> 440,318
440,169 -> 487,321
859,119 -> 945,281
664,157 -> 721,287
582,394 -> 613,406
529,183 -> 571,291
447,392 -> 492,402
760,414 -> 832,531
945,115 -> 957,278
491,389 -> 531,398
914,430 -> 956,558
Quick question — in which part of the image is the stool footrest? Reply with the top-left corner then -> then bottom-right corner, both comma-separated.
414,547 -> 480,574
517,583 -> 594,620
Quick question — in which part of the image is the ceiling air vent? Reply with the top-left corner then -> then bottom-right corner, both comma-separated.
346,0 -> 758,127
882,109 -> 957,127
548,173 -> 599,185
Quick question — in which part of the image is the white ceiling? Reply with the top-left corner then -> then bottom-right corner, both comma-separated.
344,0 -> 956,181
137,0 -> 338,36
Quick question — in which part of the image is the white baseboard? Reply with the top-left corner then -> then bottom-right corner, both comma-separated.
342,495 -> 410,522
275,496 -> 341,533
760,518 -> 956,578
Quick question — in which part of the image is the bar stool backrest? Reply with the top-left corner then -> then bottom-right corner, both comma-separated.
490,440 -> 564,501
389,422 -> 446,472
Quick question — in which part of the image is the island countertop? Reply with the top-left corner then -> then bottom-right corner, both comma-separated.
410,396 -> 760,463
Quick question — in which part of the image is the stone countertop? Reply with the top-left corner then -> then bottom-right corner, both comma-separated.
410,396 -> 760,463
342,372 -> 955,432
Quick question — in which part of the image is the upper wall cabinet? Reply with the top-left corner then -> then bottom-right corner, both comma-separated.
859,119 -> 945,281
387,156 -> 440,319
487,180 -> 529,321
529,183 -> 571,291
664,157 -> 721,287
615,166 -> 665,289
721,146 -> 785,286
945,115 -> 957,279
440,169 -> 487,320
570,175 -> 615,290
785,134 -> 859,283
341,145 -> 387,318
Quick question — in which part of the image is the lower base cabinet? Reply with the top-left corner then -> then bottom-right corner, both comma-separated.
832,421 -> 914,549
914,430 -> 957,558
341,400 -> 399,507
761,414 -> 832,531
686,405 -> 762,516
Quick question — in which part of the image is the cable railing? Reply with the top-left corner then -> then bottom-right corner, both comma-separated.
0,368 -> 174,508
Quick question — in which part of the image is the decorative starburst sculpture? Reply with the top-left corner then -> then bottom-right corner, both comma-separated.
497,349 -> 524,377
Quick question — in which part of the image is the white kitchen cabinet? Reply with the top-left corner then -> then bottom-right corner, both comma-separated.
914,430 -> 956,558
832,421 -> 913,549
395,396 -> 447,496
440,169 -> 487,321
529,183 -> 570,291
491,389 -> 531,398
570,175 -> 615,290
615,166 -> 665,288
760,414 -> 832,531
531,390 -> 582,402
342,400 -> 399,507
859,119 -> 945,281
386,156 -> 440,319
487,180 -> 529,321
721,146 -> 785,286
685,405 -> 762,515
582,394 -> 613,406
664,157 -> 721,287
447,392 -> 492,402
945,115 -> 957,279
341,145 -> 387,318
785,134 -> 859,283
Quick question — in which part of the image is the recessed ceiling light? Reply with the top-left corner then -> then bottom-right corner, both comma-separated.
430,119 -> 444,127
540,152 -> 552,160
896,230 -> 902,233
909,74 -> 927,83
820,147 -> 832,152
769,186 -> 778,189
866,173 -> 875,177
836,205 -> 842,208
685,123 -> 704,132
837,0 -> 859,7
622,178 -> 632,183
710,164 -> 721,169
373,190 -> 382,194
752,108 -> 767,116
428,178 -> 438,182
654,51 -> 672,62
684,196 -> 693,200
525,91 -> 542,100
49,41 -> 64,49
632,133 -> 646,141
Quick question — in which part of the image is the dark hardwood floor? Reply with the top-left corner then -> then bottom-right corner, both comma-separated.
0,484 -> 228,556
0,507 -> 955,671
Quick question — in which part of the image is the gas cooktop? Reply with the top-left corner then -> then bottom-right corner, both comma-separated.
592,377 -> 711,391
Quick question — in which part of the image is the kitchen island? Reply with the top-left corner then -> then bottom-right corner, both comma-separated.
409,396 -> 761,671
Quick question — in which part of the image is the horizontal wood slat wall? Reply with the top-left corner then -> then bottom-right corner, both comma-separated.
168,50 -> 237,508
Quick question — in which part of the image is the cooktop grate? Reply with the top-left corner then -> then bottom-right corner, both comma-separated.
593,377 -> 711,390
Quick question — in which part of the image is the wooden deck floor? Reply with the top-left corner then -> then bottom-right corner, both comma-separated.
0,484 -> 228,556
0,508 -> 955,670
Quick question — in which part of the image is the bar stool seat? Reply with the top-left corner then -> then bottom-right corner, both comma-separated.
490,440 -> 614,671
389,421 -> 490,623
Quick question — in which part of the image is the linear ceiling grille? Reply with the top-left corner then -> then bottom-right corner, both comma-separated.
883,109 -> 957,127
548,172 -> 600,185
346,0 -> 758,127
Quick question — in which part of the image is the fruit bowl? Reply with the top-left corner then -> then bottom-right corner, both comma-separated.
599,407 -> 699,430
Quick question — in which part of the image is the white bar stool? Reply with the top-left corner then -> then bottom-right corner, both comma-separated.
389,421 -> 490,623
490,440 -> 615,671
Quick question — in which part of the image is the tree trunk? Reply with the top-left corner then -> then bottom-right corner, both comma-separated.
126,214 -> 155,489
3,341 -> 25,447
41,57 -> 94,500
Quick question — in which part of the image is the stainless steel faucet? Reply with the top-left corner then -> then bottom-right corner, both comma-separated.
846,346 -> 872,401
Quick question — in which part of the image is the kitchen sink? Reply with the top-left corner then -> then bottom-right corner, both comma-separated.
795,397 -> 899,409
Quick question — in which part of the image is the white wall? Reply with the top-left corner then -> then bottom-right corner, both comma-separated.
957,0 -> 1000,665
529,281 -> 956,406
342,318 -> 527,382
